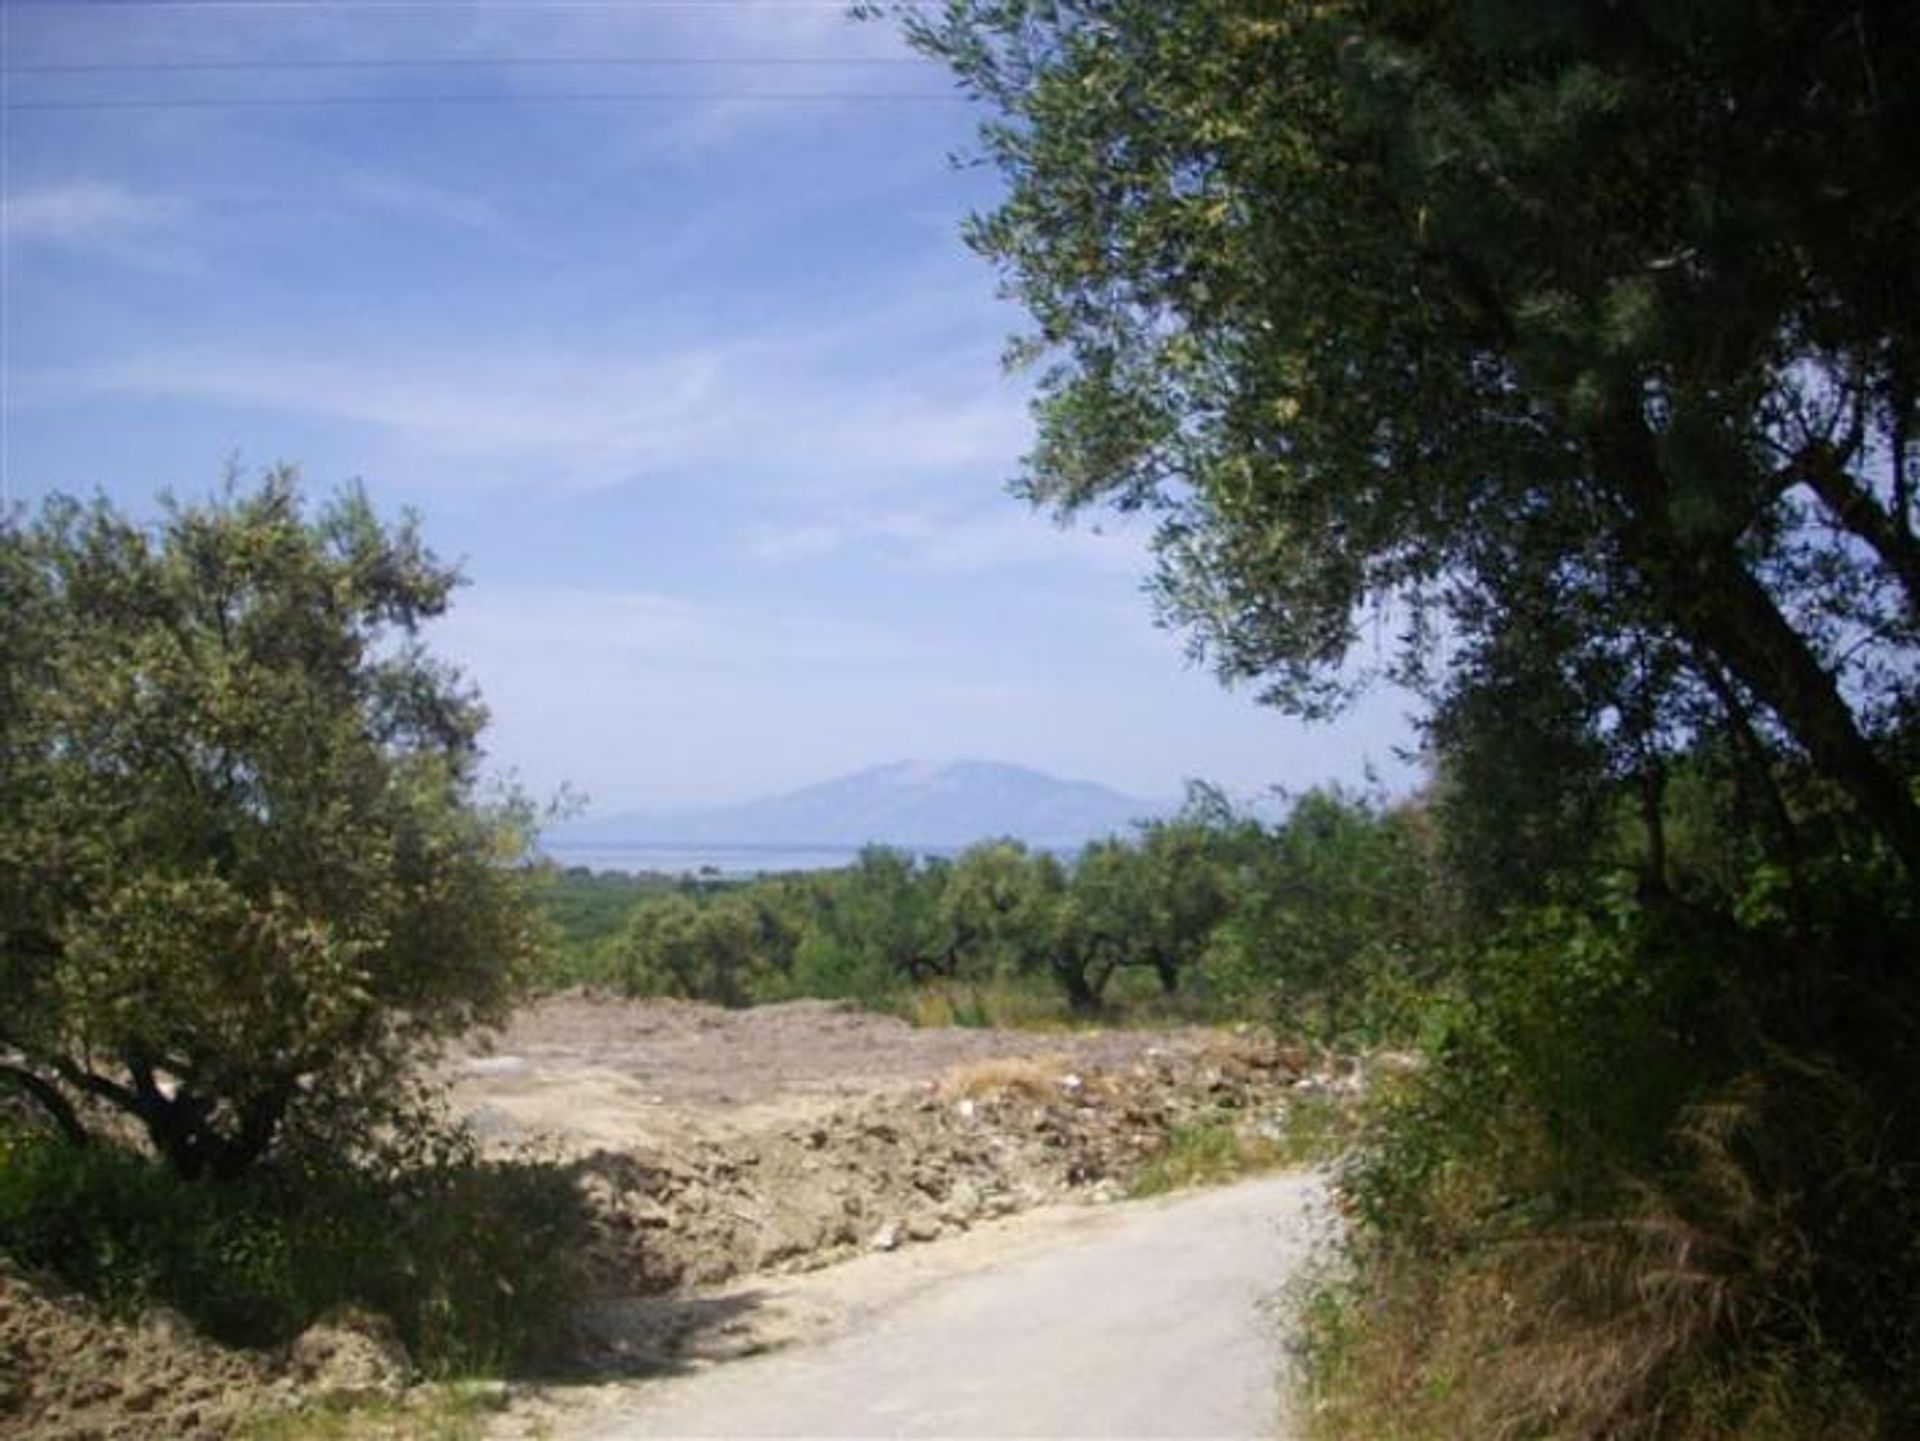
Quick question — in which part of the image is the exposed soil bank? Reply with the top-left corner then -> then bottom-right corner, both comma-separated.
3,997 -> 1342,1437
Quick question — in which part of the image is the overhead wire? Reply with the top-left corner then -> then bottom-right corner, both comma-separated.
3,2 -> 958,111
6,55 -> 938,72
5,91 -> 965,110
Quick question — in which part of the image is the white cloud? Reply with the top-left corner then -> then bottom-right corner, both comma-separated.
21,313 -> 1028,498
438,585 -> 909,673
743,504 -> 1151,578
4,181 -> 186,254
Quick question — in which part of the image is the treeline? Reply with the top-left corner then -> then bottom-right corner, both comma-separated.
536,786 -> 1450,1032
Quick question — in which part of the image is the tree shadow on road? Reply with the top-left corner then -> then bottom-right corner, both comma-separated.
551,1288 -> 781,1380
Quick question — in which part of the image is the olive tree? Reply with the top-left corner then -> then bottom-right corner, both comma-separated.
0,473 -> 542,1179
904,0 -> 1920,888
610,891 -> 767,1006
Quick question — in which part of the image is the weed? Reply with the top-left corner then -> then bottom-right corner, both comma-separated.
1129,1118 -> 1294,1197
237,1384 -> 505,1441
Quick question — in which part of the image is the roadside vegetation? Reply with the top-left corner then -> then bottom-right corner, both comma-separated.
897,1 -> 1920,1435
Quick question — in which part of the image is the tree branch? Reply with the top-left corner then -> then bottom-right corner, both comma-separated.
0,1062 -> 93,1148
1793,443 -> 1920,616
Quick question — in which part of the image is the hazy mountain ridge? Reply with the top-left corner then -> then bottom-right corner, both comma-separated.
549,760 -> 1169,850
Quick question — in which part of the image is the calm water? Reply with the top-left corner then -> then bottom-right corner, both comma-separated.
540,840 -> 911,876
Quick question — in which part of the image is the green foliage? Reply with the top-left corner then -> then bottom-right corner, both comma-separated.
526,866 -> 680,985
238,1387 -> 499,1441
906,0 -> 1920,882
0,473 -> 542,1178
937,840 -> 1063,983
1126,1119 -> 1291,1198
0,1133 -> 587,1375
796,845 -> 947,997
1204,789 -> 1450,1043
608,891 -> 769,1007
534,794 -> 1443,1031
1316,849 -> 1920,1438
901,2 -> 1920,1429
1128,1098 -> 1350,1198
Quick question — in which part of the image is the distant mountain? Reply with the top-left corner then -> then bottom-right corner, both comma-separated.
548,760 -> 1170,851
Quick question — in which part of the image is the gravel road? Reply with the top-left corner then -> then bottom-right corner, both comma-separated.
533,1171 -> 1331,1440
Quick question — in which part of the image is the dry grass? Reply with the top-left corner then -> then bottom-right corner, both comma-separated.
899,981 -> 1085,1032
1195,1027 -> 1312,1075
1306,1080 -> 1880,1441
937,1054 -> 1075,1101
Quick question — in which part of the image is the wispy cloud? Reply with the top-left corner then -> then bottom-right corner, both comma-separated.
4,181 -> 187,257
439,585 -> 910,672
743,505 -> 1151,577
20,309 -> 1029,498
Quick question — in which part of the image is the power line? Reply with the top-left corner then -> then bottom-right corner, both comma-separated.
4,89 -> 966,111
7,55 -> 936,73
5,1 -> 934,9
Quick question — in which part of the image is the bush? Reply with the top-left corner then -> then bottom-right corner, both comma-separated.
1309,871 -> 1920,1441
0,1131 -> 588,1375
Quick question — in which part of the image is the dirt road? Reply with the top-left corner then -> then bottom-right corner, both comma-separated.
509,1171 -> 1331,1440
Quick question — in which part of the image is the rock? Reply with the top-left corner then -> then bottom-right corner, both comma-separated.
942,1179 -> 982,1221
868,1220 -> 901,1252
904,1215 -> 943,1243
140,1306 -> 197,1346
283,1305 -> 412,1405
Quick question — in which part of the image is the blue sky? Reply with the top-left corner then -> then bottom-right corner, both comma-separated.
2,0 -> 1418,812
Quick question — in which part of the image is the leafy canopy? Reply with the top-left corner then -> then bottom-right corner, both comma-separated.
905,0 -> 1920,885
0,472 -> 542,1178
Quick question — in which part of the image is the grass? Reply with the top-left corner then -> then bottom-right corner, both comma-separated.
894,979 -> 1086,1031
0,1134 -> 588,1378
237,1383 -> 514,1441
1127,1094 -> 1353,1198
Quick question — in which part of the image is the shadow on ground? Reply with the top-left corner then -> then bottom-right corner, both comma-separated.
556,1288 -> 778,1380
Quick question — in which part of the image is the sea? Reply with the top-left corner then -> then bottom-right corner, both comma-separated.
537,838 -> 1085,877
538,840 -> 939,877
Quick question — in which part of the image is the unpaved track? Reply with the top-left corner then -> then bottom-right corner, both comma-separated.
529,1171 -> 1330,1440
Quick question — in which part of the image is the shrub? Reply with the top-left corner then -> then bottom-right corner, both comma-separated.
0,1131 -> 588,1375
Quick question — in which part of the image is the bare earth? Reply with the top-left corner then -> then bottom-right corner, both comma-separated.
457,996 -> 1341,1440
446,992 -> 1253,1148
5,996 -> 1341,1438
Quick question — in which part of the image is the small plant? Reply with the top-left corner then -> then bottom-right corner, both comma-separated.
1128,1118 -> 1295,1197
237,1384 -> 504,1441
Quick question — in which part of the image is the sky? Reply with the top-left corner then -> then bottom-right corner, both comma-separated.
1,0 -> 1420,814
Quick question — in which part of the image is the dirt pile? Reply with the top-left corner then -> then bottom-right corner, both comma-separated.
562,1036 -> 1315,1332
2,1000 -> 1332,1434
0,1262 -> 274,1440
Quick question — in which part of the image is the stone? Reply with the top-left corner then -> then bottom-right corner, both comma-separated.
283,1306 -> 412,1405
